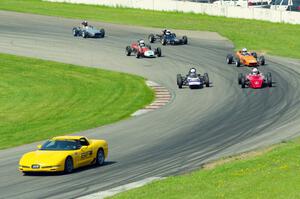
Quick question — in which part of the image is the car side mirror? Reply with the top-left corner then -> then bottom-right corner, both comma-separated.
37,144 -> 42,149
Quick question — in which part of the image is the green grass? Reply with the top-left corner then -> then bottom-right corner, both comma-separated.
111,139 -> 300,199
0,53 -> 154,149
0,0 -> 299,58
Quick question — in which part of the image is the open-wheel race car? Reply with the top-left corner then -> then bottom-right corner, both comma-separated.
177,68 -> 209,89
126,40 -> 162,58
148,29 -> 188,45
238,68 -> 272,89
226,48 -> 265,67
72,21 -> 105,38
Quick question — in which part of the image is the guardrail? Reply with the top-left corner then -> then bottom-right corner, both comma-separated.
46,0 -> 300,24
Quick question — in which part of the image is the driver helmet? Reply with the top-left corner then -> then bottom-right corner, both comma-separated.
81,21 -> 88,26
242,48 -> 248,53
252,68 -> 259,75
166,30 -> 171,35
190,68 -> 196,73
139,40 -> 145,47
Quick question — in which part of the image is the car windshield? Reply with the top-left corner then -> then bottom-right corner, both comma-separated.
40,140 -> 80,151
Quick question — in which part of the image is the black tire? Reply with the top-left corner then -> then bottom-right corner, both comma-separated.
136,52 -> 141,59
156,47 -> 162,57
177,74 -> 183,89
126,46 -> 131,56
72,28 -> 78,37
100,28 -> 105,38
226,54 -> 233,64
267,72 -> 272,87
148,34 -> 155,43
64,156 -> 73,174
161,38 -> 166,45
241,77 -> 246,88
204,73 -> 209,87
95,149 -> 105,166
238,73 -> 243,84
251,52 -> 258,58
235,58 -> 241,67
182,36 -> 188,44
259,56 -> 265,65
82,31 -> 87,38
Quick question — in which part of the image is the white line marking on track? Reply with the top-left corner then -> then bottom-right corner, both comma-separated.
77,177 -> 164,199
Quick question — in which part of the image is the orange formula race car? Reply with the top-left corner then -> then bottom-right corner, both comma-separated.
226,48 -> 265,67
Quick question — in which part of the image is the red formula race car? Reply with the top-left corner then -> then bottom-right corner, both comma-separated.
238,68 -> 272,89
125,40 -> 161,58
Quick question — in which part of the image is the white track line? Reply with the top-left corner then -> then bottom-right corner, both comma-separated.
77,177 -> 164,199
131,81 -> 171,116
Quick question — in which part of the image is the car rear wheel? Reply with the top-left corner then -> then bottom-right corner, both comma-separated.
136,52 -> 141,59
177,74 -> 183,89
235,58 -> 241,67
182,36 -> 188,44
82,31 -> 87,38
204,73 -> 209,87
64,156 -> 73,174
241,77 -> 246,88
148,34 -> 155,43
238,73 -> 243,84
226,54 -> 233,64
72,28 -> 78,37
267,72 -> 272,87
126,46 -> 131,56
156,47 -> 162,57
259,56 -> 265,65
96,149 -> 105,166
100,28 -> 105,38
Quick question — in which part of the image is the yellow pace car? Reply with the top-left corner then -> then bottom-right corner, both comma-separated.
19,136 -> 108,174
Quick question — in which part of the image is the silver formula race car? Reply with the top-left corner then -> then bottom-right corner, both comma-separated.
177,68 -> 209,89
72,25 -> 105,38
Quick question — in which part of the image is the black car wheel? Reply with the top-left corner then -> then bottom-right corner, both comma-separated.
82,31 -> 87,38
161,38 -> 166,45
96,149 -> 105,166
204,73 -> 209,87
226,54 -> 233,64
238,73 -> 243,84
235,58 -> 241,67
100,28 -> 105,38
177,74 -> 183,89
148,34 -> 155,43
267,72 -> 272,87
182,36 -> 188,44
126,46 -> 131,56
259,56 -> 265,65
64,156 -> 73,174
156,47 -> 162,57
241,77 -> 246,88
72,28 -> 78,37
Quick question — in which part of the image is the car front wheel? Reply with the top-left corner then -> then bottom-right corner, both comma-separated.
96,149 -> 105,166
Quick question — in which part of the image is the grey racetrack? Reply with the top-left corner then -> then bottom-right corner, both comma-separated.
1,11 -> 300,199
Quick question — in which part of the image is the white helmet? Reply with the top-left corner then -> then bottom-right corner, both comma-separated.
190,68 -> 196,73
166,30 -> 171,35
252,68 -> 258,74
139,40 -> 145,44
242,48 -> 248,53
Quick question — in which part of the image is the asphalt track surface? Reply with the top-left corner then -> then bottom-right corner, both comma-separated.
1,11 -> 300,199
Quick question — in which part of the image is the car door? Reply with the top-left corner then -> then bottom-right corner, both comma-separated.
78,138 -> 94,166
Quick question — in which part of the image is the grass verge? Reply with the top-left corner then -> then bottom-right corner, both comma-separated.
0,0 -> 299,58
111,139 -> 300,199
0,53 -> 154,149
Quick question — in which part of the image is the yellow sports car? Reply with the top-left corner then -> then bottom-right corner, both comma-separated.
19,136 -> 108,174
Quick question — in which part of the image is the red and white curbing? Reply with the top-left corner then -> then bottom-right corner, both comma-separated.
131,81 -> 171,116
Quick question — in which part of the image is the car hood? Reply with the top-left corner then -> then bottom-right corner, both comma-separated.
19,150 -> 72,166
243,56 -> 257,63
